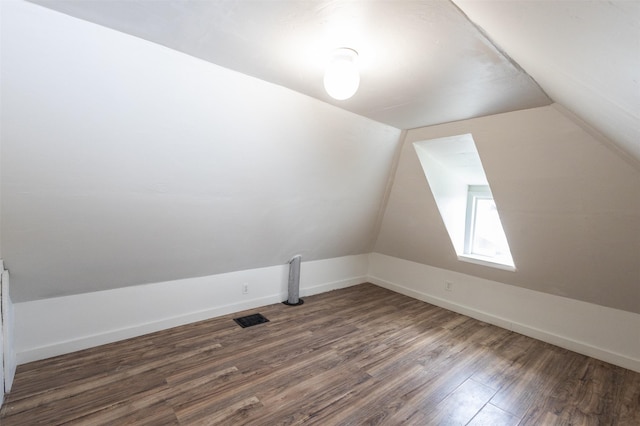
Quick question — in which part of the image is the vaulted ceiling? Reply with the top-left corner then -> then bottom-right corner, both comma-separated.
26,0 -> 640,164
2,0 -> 639,310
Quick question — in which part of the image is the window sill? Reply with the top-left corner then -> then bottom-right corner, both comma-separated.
458,254 -> 516,272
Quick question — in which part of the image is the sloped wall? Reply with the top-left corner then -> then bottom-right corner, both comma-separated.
375,104 -> 640,314
1,1 -> 402,302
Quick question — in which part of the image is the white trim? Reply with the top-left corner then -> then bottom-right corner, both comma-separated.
14,252 -> 640,375
464,184 -> 490,254
457,255 -> 516,272
367,253 -> 640,373
15,255 -> 368,364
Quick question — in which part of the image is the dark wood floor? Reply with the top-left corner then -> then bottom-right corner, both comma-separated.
2,283 -> 639,425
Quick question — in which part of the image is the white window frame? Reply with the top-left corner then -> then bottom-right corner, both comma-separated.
460,185 -> 515,271
464,185 -> 492,256
413,133 -> 516,272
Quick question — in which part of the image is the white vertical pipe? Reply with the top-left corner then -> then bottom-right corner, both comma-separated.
284,255 -> 304,306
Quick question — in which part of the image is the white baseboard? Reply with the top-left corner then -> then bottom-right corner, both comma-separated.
16,252 -> 639,374
367,253 -> 640,373
15,255 -> 368,364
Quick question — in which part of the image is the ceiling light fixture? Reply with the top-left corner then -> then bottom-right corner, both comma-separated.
324,48 -> 360,100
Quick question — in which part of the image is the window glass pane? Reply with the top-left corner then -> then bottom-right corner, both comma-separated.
471,197 -> 510,258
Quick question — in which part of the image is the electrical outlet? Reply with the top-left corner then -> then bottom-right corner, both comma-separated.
445,281 -> 453,292
242,283 -> 249,294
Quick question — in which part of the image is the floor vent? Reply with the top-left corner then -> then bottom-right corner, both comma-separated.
234,313 -> 269,328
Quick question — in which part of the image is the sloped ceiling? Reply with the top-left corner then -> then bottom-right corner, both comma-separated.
454,0 -> 640,165
26,0 -> 551,130
24,0 -> 640,165
2,0 -> 639,304
2,1 -> 401,302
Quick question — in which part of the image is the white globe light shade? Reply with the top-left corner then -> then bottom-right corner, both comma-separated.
324,48 -> 360,100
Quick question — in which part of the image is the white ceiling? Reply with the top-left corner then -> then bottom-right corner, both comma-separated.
27,0 -> 552,131
23,1 -> 640,162
32,0 -> 640,166
4,0 -> 639,309
454,0 -> 640,165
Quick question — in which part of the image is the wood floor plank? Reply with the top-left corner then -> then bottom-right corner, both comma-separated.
470,331 -> 537,391
419,378 -> 497,425
2,341 -> 222,417
304,363 -> 430,425
247,365 -> 372,425
2,283 -> 639,425
490,343 -> 571,418
64,387 -> 179,426
183,396 -> 263,425
467,403 -> 520,426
